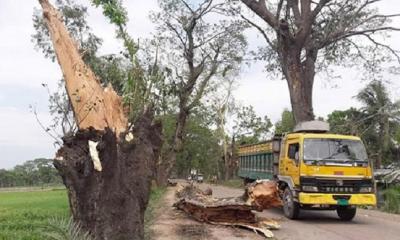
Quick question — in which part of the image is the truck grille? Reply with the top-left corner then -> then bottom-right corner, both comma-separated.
300,177 -> 373,193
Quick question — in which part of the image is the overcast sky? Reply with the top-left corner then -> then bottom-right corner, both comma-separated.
0,0 -> 399,169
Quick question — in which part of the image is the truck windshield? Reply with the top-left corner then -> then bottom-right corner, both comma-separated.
303,138 -> 368,163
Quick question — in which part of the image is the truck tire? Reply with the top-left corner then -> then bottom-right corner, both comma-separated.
283,188 -> 300,219
336,206 -> 356,221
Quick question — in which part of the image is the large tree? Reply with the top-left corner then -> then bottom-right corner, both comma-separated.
237,0 -> 400,123
152,0 -> 247,185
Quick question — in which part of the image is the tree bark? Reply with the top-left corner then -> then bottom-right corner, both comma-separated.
55,111 -> 162,239
285,64 -> 315,123
281,47 -> 317,123
156,108 -> 188,186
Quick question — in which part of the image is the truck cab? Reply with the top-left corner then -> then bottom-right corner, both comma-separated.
277,121 -> 376,220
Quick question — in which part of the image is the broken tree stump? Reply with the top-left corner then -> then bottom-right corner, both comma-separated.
55,110 -> 162,239
173,181 -> 282,238
37,0 -> 163,239
39,0 -> 127,136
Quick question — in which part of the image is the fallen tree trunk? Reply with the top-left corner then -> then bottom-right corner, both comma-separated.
37,0 -> 163,239
174,181 -> 282,238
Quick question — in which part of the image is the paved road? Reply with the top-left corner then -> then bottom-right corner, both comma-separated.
202,184 -> 400,240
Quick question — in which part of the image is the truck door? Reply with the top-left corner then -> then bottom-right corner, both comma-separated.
285,139 -> 301,186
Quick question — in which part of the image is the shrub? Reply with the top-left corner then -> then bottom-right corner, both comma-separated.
382,186 -> 400,214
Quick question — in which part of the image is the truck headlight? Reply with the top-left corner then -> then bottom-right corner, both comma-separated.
302,186 -> 318,192
359,187 -> 373,193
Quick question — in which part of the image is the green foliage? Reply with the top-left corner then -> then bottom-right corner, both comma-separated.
274,109 -> 295,134
0,159 -> 62,188
382,186 -> 400,214
41,217 -> 92,240
90,0 -> 137,60
92,0 -> 128,26
0,187 -> 166,240
161,110 -> 220,178
32,0 -> 102,62
144,187 -> 167,239
0,190 -> 69,240
233,105 -> 272,144
327,108 -> 363,135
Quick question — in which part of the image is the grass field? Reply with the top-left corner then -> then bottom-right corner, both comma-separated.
0,189 -> 69,240
0,187 -> 166,240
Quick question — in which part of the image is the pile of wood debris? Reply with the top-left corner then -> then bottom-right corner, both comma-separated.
173,180 -> 282,238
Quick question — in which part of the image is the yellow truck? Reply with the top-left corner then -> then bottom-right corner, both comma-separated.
238,121 -> 376,221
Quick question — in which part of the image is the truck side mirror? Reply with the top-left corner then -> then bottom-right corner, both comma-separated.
295,152 -> 299,165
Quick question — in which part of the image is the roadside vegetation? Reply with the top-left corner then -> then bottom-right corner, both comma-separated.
145,187 -> 167,240
0,189 -> 68,240
382,186 -> 400,214
0,187 -> 166,240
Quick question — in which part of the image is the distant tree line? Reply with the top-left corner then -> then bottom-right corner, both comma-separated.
0,158 -> 62,188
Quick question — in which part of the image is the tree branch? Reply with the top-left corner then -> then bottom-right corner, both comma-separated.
240,0 -> 278,29
240,13 -> 276,51
361,33 -> 400,63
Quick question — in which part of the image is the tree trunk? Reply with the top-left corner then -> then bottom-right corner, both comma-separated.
377,118 -> 389,169
283,50 -> 316,123
55,111 -> 162,239
156,108 -> 188,186
223,138 -> 230,181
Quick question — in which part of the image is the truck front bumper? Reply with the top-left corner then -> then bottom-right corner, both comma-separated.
299,192 -> 376,206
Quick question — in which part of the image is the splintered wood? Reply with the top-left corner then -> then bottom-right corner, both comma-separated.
39,0 -> 127,135
174,181 -> 282,238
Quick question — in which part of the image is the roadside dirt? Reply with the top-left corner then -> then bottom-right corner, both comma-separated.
150,184 -> 265,240
151,181 -> 400,240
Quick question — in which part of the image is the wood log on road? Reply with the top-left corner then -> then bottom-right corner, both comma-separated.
174,180 -> 282,238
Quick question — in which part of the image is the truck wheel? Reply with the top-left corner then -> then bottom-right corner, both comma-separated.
283,188 -> 300,219
336,206 -> 356,221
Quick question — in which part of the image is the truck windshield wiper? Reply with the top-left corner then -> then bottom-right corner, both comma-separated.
322,152 -> 341,160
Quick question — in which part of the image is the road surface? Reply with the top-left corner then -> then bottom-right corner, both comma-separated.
205,184 -> 400,240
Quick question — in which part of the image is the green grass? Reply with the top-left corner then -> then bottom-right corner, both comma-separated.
0,189 -> 69,240
144,187 -> 167,240
382,186 -> 400,214
0,186 -> 167,240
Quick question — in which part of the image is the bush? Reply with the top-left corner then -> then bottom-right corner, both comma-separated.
382,186 -> 400,214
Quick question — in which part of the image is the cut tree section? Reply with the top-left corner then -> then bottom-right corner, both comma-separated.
174,181 -> 282,238
39,0 -> 127,135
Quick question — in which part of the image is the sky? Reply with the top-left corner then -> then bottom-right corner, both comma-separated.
0,0 -> 399,169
